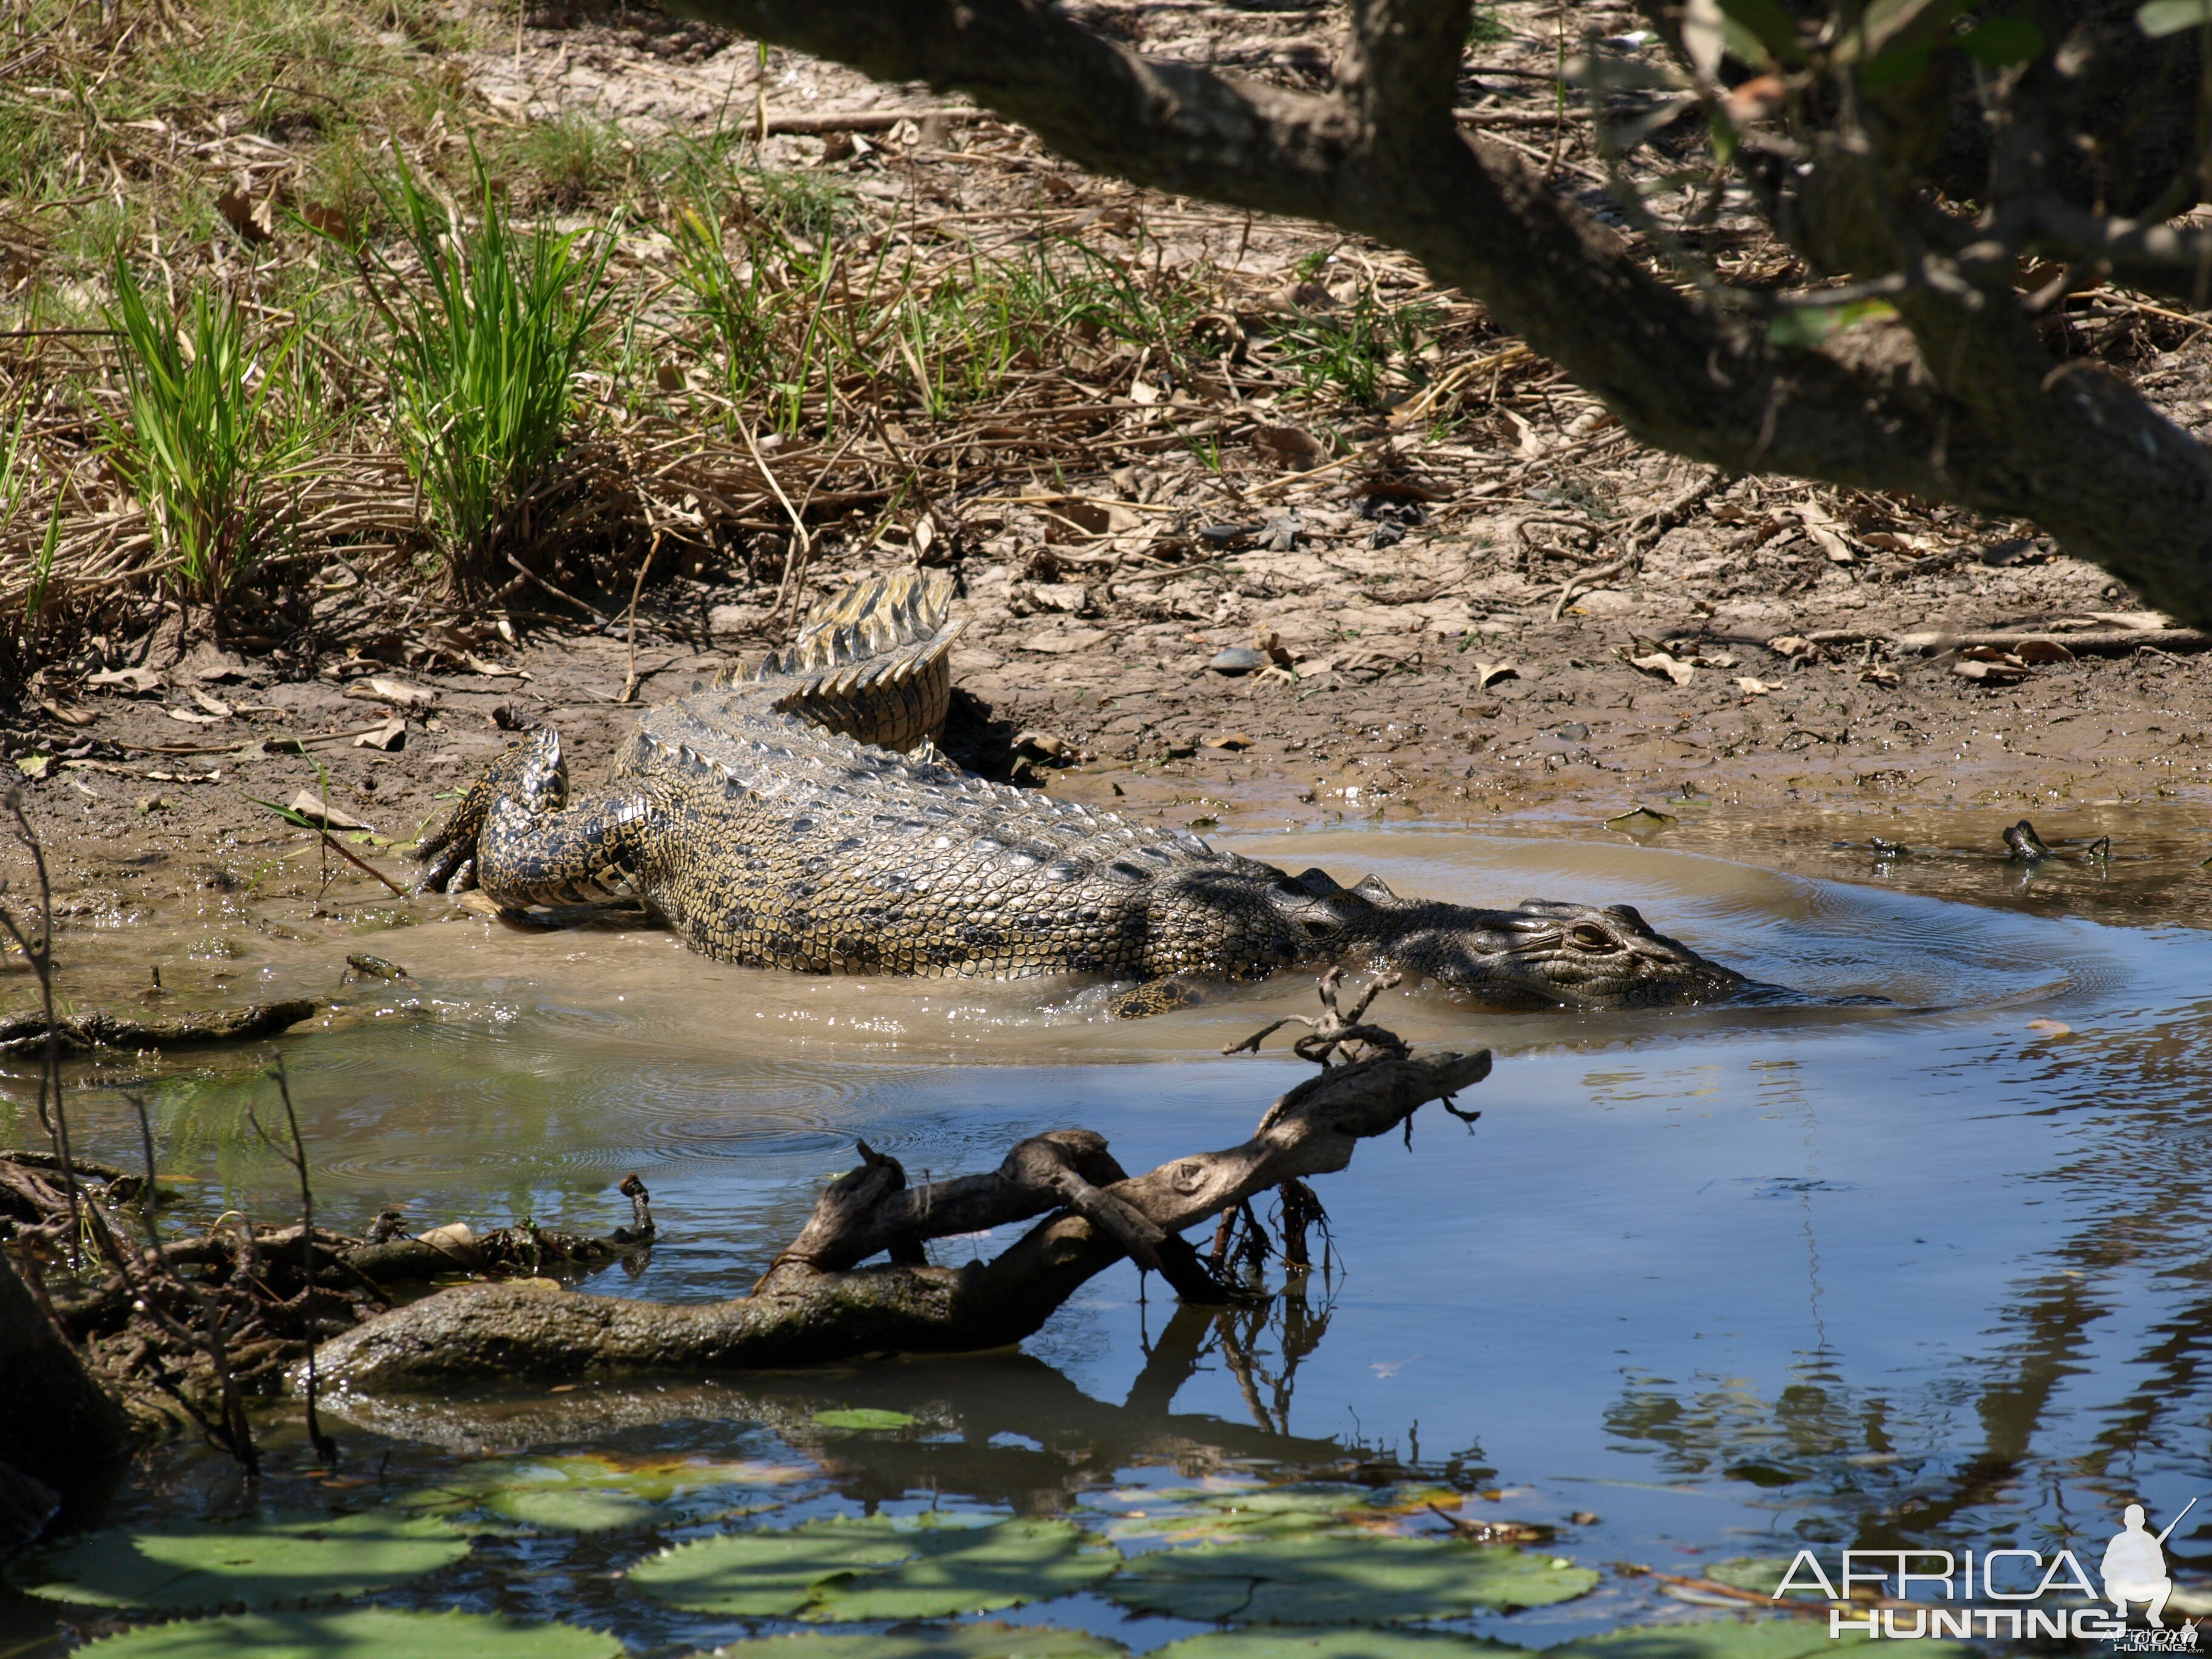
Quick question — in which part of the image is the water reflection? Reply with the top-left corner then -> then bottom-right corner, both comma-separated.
4,818 -> 2212,1649
1590,985 -> 2212,1580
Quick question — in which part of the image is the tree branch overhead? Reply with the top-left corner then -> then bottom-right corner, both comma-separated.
672,0 -> 2212,623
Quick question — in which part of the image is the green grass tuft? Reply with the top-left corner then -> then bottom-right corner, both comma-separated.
103,262 -> 318,611
1273,287 -> 1441,407
369,149 -> 614,589
1468,5 -> 1512,46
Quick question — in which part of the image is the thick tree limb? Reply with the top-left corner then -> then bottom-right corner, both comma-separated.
0,1250 -> 132,1485
313,1048 -> 1491,1392
670,0 -> 2212,625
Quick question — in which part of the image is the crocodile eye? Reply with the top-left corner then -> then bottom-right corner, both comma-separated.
1301,917 -> 1340,940
1569,922 -> 1614,951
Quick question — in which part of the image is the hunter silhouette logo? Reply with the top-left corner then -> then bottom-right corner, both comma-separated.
2103,1500 -> 2196,1628
1772,1495 -> 2205,1641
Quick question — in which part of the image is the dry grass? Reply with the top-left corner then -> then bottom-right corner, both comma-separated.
2,0 -> 2191,685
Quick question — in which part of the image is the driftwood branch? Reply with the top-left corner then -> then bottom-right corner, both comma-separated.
314,1046 -> 1492,1392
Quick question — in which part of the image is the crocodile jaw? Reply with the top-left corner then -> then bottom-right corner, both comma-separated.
1372,898 -> 1747,1010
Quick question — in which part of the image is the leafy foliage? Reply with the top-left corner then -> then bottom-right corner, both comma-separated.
811,1408 -> 920,1432
1546,1623 -> 1972,1659
702,1627 -> 1128,1659
1153,1631 -> 1521,1659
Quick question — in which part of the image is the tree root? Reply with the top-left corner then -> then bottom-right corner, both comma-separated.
1,1150 -> 656,1438
313,1044 -> 1492,1393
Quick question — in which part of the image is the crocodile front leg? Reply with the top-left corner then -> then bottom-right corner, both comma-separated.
413,739 -> 532,893
415,729 -> 664,910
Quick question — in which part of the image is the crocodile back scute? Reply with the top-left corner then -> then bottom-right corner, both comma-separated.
622,698 -> 1232,977
721,568 -> 967,752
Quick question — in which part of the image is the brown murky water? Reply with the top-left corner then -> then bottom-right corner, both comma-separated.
2,813 -> 2210,1653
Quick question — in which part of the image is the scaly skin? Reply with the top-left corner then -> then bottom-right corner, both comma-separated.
415,572 -> 1748,1010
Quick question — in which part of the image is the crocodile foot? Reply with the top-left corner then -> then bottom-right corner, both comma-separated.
412,739 -> 532,893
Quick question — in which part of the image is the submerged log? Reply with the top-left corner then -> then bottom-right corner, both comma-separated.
0,999 -> 318,1055
315,1047 -> 1490,1393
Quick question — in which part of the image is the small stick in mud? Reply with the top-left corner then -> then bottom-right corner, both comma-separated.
244,792 -> 410,900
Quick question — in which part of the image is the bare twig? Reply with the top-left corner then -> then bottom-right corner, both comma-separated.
1224,967 -> 1409,1068
0,786 -> 76,1262
122,1093 -> 258,1473
249,1059 -> 336,1465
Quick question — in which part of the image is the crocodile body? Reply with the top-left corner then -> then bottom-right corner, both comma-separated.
416,572 -> 1746,1009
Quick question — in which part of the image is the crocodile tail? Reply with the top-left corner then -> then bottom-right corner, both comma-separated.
749,569 -> 968,752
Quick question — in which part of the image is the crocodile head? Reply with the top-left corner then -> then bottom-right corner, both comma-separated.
1272,870 -> 1746,1009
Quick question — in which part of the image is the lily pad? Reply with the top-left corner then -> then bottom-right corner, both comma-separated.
1105,1535 -> 1597,1623
1548,1626 -> 1959,1659
10,1512 -> 469,1611
631,1515 -> 1120,1620
1086,1484 -> 1464,1543
1703,1558 -> 1826,1600
73,1607 -> 622,1658
812,1409 -> 920,1432
706,1624 -> 1128,1657
405,1453 -> 803,1533
1153,1633 -> 1521,1658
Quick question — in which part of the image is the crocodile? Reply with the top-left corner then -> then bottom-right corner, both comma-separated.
415,571 -> 1748,1011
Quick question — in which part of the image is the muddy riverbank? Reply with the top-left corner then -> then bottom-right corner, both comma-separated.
8,506 -> 2210,977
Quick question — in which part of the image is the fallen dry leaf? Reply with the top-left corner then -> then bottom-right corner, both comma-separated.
354,720 -> 407,752
215,180 -> 277,245
1858,665 -> 1902,688
38,701 -> 95,727
1734,676 -> 1778,695
190,689 -> 233,718
1011,728 -> 1073,760
416,1221 -> 484,1268
166,707 -> 219,725
1470,659 -> 1519,691
1953,653 -> 2029,685
2011,637 -> 2075,664
88,666 -> 164,696
1627,651 -> 1697,686
1766,634 -> 1817,659
1204,731 -> 1254,751
286,791 -> 374,831
1253,425 -> 1329,472
1021,626 -> 1107,655
343,676 -> 440,711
